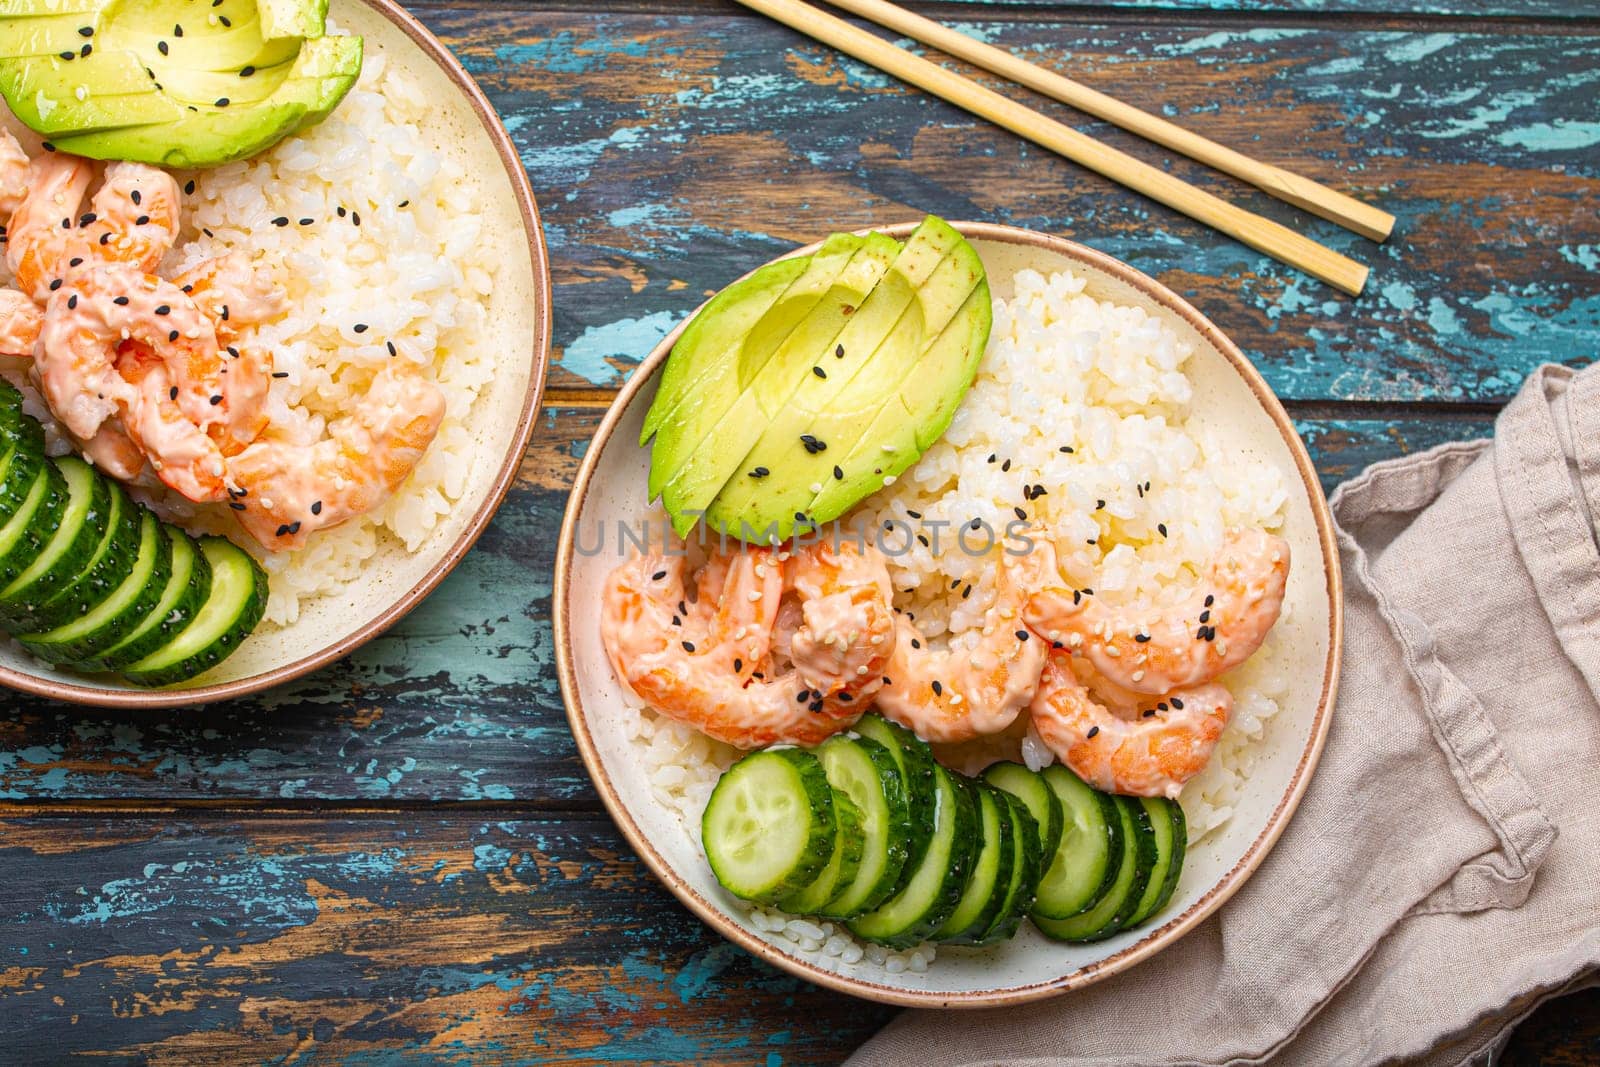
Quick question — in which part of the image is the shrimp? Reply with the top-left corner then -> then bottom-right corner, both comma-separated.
874,558 -> 1046,743
0,130 -> 30,219
1029,654 -> 1232,799
36,263 -> 223,442
77,420 -> 150,482
172,251 -> 287,341
600,539 -> 896,749
7,158 -> 180,301
1023,528 -> 1289,696
116,347 -> 229,502
225,366 -> 446,551
0,288 -> 41,356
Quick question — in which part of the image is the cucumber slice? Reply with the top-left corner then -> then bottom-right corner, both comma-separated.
702,748 -> 838,904
814,734 -> 913,918
934,780 -> 1013,942
122,536 -> 267,687
852,714 -> 938,882
0,378 -> 44,454
1033,794 -> 1157,943
18,508 -> 171,666
847,764 -> 976,948
1126,797 -> 1186,928
981,761 -> 1064,871
974,793 -> 1042,944
1031,764 -> 1124,920
0,456 -> 109,624
0,455 -> 65,588
16,475 -> 140,633
77,527 -> 211,674
0,442 -> 35,521
778,788 -> 863,916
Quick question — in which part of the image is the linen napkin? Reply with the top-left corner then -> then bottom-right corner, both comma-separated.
849,363 -> 1600,1067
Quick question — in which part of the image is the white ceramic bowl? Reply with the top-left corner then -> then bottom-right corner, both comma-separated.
556,222 -> 1340,1006
0,0 -> 552,707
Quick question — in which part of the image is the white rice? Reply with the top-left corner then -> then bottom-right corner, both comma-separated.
626,266 -> 1291,968
1,35 -> 497,626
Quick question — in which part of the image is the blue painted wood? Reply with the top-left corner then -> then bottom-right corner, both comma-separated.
414,7 -> 1600,401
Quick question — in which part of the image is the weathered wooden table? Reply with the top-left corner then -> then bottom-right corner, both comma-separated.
3,0 -> 1597,1062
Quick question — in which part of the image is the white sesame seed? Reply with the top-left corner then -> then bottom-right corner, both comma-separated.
1131,670 -> 1145,682
1103,644 -> 1122,658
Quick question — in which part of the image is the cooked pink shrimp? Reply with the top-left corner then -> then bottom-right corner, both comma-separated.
875,559 -> 1045,743
75,420 -> 148,482
6,153 -> 94,301
116,349 -> 229,502
0,130 -> 30,219
1023,529 -> 1289,696
0,288 -> 41,356
600,540 -> 896,749
1030,654 -> 1232,798
36,264 -> 223,442
225,366 -> 446,551
172,251 -> 287,342
7,158 -> 180,301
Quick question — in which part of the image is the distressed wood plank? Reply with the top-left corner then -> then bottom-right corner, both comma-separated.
0,408 -> 1481,805
0,814 -> 897,1064
409,8 -> 1600,402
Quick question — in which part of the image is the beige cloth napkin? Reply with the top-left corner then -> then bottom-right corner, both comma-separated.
849,363 -> 1600,1067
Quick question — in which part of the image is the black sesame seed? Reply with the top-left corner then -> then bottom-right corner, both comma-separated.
154,304 -> 170,315
1196,626 -> 1207,640
1015,630 -> 1029,642
202,227 -> 213,237
271,216 -> 289,227
1014,506 -> 1027,521
1199,609 -> 1211,624
239,65 -> 255,77
906,510 -> 921,519
309,501 -> 323,517
1171,697 -> 1184,709
386,341 -> 397,357
209,394 -> 222,406
130,190 -> 142,206
113,295 -> 129,305
1059,445 -> 1075,453
1087,725 -> 1100,739
796,690 -> 810,704
1158,523 -> 1168,537
1204,594 -> 1214,608
1135,633 -> 1151,643
60,217 -> 70,229
1073,590 -> 1082,605
931,680 -> 943,696
220,305 -> 229,321
1084,587 -> 1094,595
337,206 -> 347,217
271,372 -> 289,379
168,386 -> 178,401
733,658 -> 742,673
351,211 -> 360,226
810,365 -> 827,380
353,323 -> 368,333
78,25 -> 93,36
837,693 -> 852,703
185,180 -> 196,195
47,278 -> 61,291
748,466 -> 769,479
962,584 -> 972,599
227,346 -> 240,359
1086,538 -> 1097,545
970,518 -> 981,530
288,522 -> 301,535
1053,641 -> 1064,649
215,97 -> 229,108
1001,458 -> 1011,472
1143,709 -> 1156,718
917,534 -> 930,548
987,454 -> 996,464
169,330 -> 179,342
219,15 -> 231,26
834,344 -> 844,358
1096,499 -> 1105,510
229,502 -> 246,511
99,232 -> 111,245
174,23 -> 183,36
809,700 -> 825,713
275,524 -> 290,537
794,511 -> 808,524
66,294 -> 77,309
157,40 -> 168,55
59,50 -> 74,60
134,214 -> 150,226
681,641 -> 695,653
910,638 -> 921,650
298,217 -> 313,226
833,465 -> 843,480
1032,484 -> 1047,498
68,256 -> 83,267
671,615 -> 680,627
80,43 -> 91,56
41,141 -> 55,152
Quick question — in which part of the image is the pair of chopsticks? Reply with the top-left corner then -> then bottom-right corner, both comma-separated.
734,0 -> 1393,296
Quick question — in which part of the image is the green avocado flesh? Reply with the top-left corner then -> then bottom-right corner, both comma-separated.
642,215 -> 991,543
0,0 -> 362,167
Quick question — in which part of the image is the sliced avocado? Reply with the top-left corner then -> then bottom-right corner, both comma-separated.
48,33 -> 361,167
645,235 -> 869,500
0,0 -> 359,167
701,217 -> 985,542
656,232 -> 901,534
803,283 -> 991,522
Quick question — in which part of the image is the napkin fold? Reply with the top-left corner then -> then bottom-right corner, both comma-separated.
849,363 -> 1600,1067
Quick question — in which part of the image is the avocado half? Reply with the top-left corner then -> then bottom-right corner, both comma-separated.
0,0 -> 362,167
643,216 -> 993,544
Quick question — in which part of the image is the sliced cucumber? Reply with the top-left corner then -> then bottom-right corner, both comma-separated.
1033,794 -> 1157,943
18,508 -> 171,666
815,734 -> 913,918
934,780 -> 1013,943
77,527 -> 212,674
779,787 -> 863,916
0,378 -> 44,454
1031,764 -> 1124,920
0,442 -> 35,520
975,792 -> 1042,944
0,456 -> 109,624
702,748 -> 838,904
0,455 -> 65,588
852,714 -> 938,883
847,764 -> 977,948
1126,797 -> 1186,928
981,761 -> 1064,872
16,475 -> 140,633
122,536 -> 267,687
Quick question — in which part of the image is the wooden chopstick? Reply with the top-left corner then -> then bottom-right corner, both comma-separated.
827,0 -> 1395,243
733,0 -> 1370,296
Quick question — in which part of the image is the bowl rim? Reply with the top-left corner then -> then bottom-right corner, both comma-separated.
0,0 -> 554,709
554,220 -> 1343,1008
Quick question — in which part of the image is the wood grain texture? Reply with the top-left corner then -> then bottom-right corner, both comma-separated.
0,407 -> 1475,807
0,814 -> 898,1064
410,5 -> 1600,401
